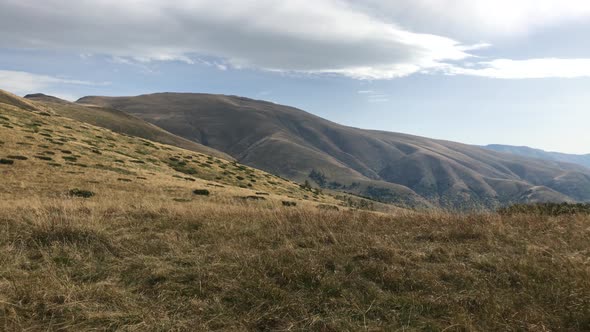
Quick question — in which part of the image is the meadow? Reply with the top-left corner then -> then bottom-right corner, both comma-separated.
1,90 -> 589,331
1,194 -> 588,331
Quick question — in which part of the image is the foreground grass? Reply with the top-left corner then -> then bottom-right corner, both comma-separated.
0,197 -> 589,331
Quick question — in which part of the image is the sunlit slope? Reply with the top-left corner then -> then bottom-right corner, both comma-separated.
0,90 -> 343,208
25,93 -> 231,160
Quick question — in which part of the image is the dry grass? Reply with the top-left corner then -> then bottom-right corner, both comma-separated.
0,194 -> 588,331
0,94 -> 347,209
2,90 -> 589,331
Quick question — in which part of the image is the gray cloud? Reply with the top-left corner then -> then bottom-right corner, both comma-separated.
2,0 -> 590,80
0,0 -> 477,79
347,0 -> 590,39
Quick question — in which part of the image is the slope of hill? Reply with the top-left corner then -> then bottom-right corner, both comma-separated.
25,93 -> 232,160
78,93 -> 590,209
2,89 -> 589,331
0,89 -> 356,210
484,144 -> 590,169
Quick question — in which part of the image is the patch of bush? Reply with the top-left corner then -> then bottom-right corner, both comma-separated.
62,156 -> 77,162
282,201 -> 297,207
499,202 -> 590,216
34,155 -> 52,161
193,189 -> 210,196
0,159 -> 14,165
117,178 -> 132,182
6,155 -> 28,160
68,189 -> 95,198
239,196 -> 267,201
317,204 -> 339,211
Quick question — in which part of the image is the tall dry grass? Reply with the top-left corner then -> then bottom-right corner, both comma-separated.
0,195 -> 589,331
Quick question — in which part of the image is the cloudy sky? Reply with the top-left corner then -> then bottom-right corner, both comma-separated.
1,0 -> 589,154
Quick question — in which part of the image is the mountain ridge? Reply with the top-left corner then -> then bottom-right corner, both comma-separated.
76,92 -> 590,209
484,144 -> 590,169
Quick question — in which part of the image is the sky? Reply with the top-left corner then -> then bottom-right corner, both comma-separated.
0,0 -> 589,154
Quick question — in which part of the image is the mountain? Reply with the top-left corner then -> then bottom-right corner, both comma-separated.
76,93 -> 590,209
484,144 -> 590,169
1,89 -> 366,210
24,93 -> 232,160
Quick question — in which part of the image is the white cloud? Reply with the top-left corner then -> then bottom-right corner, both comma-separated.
0,0 -> 478,79
351,0 -> 590,38
0,70 -> 106,95
358,89 -> 389,103
445,58 -> 590,79
1,1 -> 589,81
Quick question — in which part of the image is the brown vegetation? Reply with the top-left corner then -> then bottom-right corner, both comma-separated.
0,196 -> 589,331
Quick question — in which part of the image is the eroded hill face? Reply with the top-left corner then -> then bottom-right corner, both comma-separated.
78,93 -> 590,210
0,90 -> 350,209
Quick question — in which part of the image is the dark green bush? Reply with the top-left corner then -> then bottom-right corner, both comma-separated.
0,159 -> 14,165
68,189 -> 95,198
317,204 -> 339,211
6,155 -> 27,160
499,202 -> 590,216
193,189 -> 210,196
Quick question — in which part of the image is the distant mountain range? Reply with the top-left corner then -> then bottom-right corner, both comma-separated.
62,92 -> 590,210
484,144 -> 590,169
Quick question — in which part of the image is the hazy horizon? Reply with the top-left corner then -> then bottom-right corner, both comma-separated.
2,0 -> 590,154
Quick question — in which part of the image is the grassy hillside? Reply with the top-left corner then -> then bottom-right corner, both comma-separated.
1,197 -> 589,331
1,90 -> 589,330
25,93 -> 232,160
78,93 -> 590,209
0,89 -> 351,209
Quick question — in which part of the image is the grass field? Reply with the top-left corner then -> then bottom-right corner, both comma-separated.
0,195 -> 589,331
1,90 -> 589,331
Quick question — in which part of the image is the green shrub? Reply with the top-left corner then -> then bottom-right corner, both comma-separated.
68,189 -> 95,198
239,196 -> 266,201
193,189 -> 210,196
499,202 -> 590,216
6,155 -> 28,160
317,204 -> 339,211
0,159 -> 14,165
